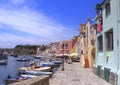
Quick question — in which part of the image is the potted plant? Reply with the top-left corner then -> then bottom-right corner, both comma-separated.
95,3 -> 102,14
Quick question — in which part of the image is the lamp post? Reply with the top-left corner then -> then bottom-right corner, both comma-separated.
66,48 -> 68,63
61,43 -> 64,71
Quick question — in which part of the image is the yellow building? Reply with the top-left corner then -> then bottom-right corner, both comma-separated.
85,18 -> 96,68
79,24 -> 88,68
79,19 -> 96,68
69,36 -> 77,61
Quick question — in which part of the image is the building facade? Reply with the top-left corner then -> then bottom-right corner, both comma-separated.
69,36 -> 78,61
94,0 -> 120,84
76,35 -> 81,60
79,19 -> 96,68
80,24 -> 88,67
85,18 -> 93,68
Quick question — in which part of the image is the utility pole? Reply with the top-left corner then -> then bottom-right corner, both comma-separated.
61,43 -> 64,71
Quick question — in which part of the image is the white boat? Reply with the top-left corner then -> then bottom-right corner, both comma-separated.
17,66 -> 51,74
0,60 -> 7,65
33,55 -> 44,59
40,61 -> 54,67
25,70 -> 52,75
17,58 -> 28,61
20,74 -> 38,78
34,67 -> 51,72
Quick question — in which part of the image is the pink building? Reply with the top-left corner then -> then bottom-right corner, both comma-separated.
55,40 -> 73,56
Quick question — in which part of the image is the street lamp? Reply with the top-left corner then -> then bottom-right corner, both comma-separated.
62,43 -> 64,57
61,43 -> 64,71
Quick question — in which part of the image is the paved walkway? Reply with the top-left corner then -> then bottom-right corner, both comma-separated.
50,62 -> 112,85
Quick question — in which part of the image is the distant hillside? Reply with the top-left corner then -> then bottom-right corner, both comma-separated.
14,45 -> 39,55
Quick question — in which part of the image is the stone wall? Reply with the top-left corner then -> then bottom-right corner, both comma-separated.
9,75 -> 49,85
109,72 -> 118,85
93,66 -> 118,85
93,66 -> 97,75
100,69 -> 104,79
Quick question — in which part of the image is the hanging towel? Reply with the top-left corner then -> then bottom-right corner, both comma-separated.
97,23 -> 102,32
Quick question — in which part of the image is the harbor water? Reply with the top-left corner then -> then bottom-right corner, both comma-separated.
0,56 -> 32,84
0,56 -> 60,84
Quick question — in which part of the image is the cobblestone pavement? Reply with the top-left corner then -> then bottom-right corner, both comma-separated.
50,62 -> 112,85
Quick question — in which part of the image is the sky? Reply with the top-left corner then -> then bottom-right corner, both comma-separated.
0,0 -> 102,48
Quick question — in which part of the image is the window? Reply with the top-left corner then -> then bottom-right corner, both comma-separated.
83,35 -> 86,38
105,0 -> 111,16
66,44 -> 68,47
98,35 -> 103,51
118,0 -> 120,20
83,33 -> 86,38
86,27 -> 88,44
106,29 -> 113,50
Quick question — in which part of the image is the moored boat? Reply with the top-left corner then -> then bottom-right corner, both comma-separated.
34,67 -> 51,72
5,75 -> 27,84
17,66 -> 51,74
20,74 -> 38,78
0,60 -> 7,65
13,54 -> 18,57
25,70 -> 52,75
17,58 -> 28,61
52,61 -> 62,65
40,62 -> 54,67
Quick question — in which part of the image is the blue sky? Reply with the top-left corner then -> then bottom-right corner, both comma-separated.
0,0 -> 102,48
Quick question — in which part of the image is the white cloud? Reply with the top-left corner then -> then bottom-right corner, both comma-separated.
0,33 -> 50,48
10,0 -> 26,5
0,9 -> 61,37
0,0 -> 78,48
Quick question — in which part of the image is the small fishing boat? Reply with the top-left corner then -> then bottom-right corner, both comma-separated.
25,70 -> 52,75
5,75 -> 26,84
17,58 -> 28,61
17,66 -> 51,74
20,74 -> 38,78
52,61 -> 62,65
40,62 -> 54,67
34,67 -> 51,72
13,54 -> 18,57
0,60 -> 7,65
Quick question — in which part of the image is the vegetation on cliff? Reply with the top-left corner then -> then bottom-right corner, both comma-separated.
14,45 -> 39,55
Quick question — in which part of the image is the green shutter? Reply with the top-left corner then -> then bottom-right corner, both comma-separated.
104,68 -> 110,82
97,65 -> 101,77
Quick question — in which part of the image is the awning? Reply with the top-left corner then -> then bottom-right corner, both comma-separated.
69,53 -> 77,56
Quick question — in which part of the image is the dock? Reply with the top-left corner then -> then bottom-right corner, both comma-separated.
50,62 -> 112,85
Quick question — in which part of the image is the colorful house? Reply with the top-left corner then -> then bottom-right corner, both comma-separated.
85,18 -> 92,68
69,36 -> 78,61
79,18 -> 96,68
93,0 -> 120,84
90,24 -> 96,68
55,40 -> 72,58
85,18 -> 96,68
62,40 -> 72,57
79,24 -> 88,67
76,35 -> 81,60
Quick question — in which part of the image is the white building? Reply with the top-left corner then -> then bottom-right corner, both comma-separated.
94,0 -> 120,85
